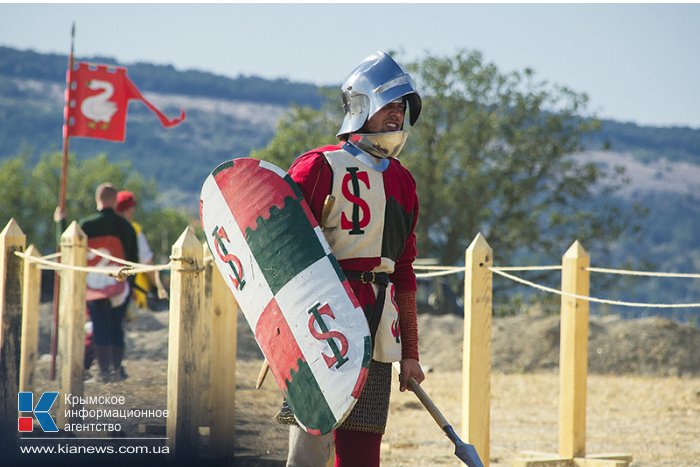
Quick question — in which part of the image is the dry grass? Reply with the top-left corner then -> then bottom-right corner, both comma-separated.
27,308 -> 700,466
383,371 -> 700,466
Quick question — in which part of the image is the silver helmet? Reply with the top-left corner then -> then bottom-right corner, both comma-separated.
337,51 -> 421,158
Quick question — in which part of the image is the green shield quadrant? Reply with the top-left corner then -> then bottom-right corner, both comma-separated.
245,196 -> 327,295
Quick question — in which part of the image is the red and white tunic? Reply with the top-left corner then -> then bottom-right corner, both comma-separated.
288,143 -> 419,362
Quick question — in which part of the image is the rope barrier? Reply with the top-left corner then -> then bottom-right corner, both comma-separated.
27,252 -> 62,270
415,269 -> 464,278
489,267 -> 700,309
492,265 -> 561,271
414,265 -> 463,279
16,247 -> 700,307
414,265 -> 464,271
170,255 -> 204,273
15,250 -> 121,275
14,250 -> 173,278
587,266 -> 700,279
413,264 -> 561,278
41,252 -> 61,260
88,247 -> 172,272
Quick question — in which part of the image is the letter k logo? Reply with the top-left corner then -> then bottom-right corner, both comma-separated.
18,391 -> 59,432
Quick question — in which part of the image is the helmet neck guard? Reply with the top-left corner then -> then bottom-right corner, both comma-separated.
348,129 -> 408,160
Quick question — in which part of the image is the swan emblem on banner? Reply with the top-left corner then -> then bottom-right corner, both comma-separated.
81,79 -> 118,129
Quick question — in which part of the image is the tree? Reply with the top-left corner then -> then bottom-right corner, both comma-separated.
251,50 -> 635,268
249,89 -> 341,168
0,151 -> 190,260
402,50 -> 635,265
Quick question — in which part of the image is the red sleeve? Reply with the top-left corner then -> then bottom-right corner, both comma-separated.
288,147 -> 336,221
389,165 -> 419,293
388,162 -> 420,359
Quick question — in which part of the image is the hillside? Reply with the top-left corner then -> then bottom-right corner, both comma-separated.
1,46 -> 699,318
0,45 -> 324,107
0,46 -> 308,203
1,45 -> 699,199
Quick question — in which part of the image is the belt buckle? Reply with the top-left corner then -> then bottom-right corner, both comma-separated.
360,271 -> 375,284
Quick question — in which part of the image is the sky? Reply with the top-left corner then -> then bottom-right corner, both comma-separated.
1,3 -> 699,129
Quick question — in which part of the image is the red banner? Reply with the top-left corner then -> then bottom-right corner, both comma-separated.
63,62 -> 185,142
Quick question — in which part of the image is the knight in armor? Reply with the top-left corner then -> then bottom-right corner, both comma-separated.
283,51 -> 425,467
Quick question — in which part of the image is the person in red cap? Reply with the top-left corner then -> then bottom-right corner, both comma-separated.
56,183 -> 138,382
115,191 -> 167,310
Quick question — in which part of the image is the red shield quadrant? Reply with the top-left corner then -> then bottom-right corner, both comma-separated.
200,158 -> 371,435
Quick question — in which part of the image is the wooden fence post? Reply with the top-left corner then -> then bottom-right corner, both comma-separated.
559,241 -> 590,459
166,227 -> 203,458
198,244 -> 212,434
513,241 -> 630,467
0,219 -> 25,456
56,221 -> 87,428
206,246 -> 238,458
19,245 -> 42,393
462,233 -> 492,466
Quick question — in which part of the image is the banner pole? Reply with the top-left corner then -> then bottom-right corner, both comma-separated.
50,22 -> 76,381
59,21 -> 75,210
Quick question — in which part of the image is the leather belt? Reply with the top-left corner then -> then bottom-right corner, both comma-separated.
344,270 -> 390,348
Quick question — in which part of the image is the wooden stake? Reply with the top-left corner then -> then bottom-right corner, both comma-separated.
208,247 -> 238,458
514,241 -> 630,466
166,227 -> 203,459
56,221 -> 87,427
559,241 -> 590,459
462,233 -> 492,466
0,219 -> 25,455
19,245 -> 42,393
198,243 -> 212,431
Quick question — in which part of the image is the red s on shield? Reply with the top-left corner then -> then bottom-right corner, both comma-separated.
63,62 -> 185,142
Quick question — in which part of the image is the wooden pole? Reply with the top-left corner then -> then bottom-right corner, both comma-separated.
513,241 -> 630,467
51,22 -> 77,381
19,245 -> 42,393
56,221 -> 87,428
0,219 -> 26,456
461,233 -> 492,466
199,244 -> 212,432
206,246 -> 238,458
558,241 -> 590,459
166,227 -> 203,459
59,22 -> 76,212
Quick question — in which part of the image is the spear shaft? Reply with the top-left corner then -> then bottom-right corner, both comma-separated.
50,22 -> 76,381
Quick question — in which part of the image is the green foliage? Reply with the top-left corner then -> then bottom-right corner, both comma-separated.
250,50 -> 638,270
0,151 -> 190,260
250,89 -> 341,169
3,45 -> 698,319
139,208 -> 196,263
399,50 -> 634,265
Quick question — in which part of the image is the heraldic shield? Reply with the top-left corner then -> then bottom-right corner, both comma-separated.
200,157 -> 371,435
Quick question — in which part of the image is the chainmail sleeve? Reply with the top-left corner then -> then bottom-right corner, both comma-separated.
395,290 -> 419,361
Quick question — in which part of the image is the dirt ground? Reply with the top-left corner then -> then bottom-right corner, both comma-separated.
28,305 -> 700,466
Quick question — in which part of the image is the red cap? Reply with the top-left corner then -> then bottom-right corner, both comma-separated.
116,191 -> 136,212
